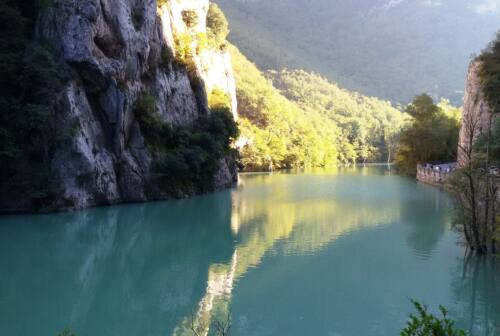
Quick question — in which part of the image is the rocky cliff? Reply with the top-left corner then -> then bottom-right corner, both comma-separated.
1,0 -> 238,212
458,60 -> 494,166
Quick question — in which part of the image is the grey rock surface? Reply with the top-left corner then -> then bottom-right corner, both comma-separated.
26,0 -> 238,211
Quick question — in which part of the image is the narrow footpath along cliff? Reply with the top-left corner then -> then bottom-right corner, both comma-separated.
0,0 -> 238,212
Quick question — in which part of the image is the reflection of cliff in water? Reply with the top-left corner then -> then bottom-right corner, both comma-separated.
0,167 -> 473,336
0,193 -> 236,336
451,255 -> 500,336
400,184 -> 453,259
174,170 -> 405,334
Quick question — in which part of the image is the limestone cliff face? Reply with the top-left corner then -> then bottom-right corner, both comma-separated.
458,60 -> 493,166
159,0 -> 238,118
23,0 -> 238,211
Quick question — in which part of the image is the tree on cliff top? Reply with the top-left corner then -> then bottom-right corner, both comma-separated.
207,2 -> 229,49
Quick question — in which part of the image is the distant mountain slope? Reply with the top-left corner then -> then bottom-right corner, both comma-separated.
229,44 -> 406,170
216,0 -> 500,104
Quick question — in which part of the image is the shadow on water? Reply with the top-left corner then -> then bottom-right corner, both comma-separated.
401,183 -> 452,259
0,166 -> 500,335
451,255 -> 500,336
0,192 -> 236,336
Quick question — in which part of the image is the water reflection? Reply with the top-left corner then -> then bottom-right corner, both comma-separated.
0,167 -> 499,335
0,193 -> 235,336
401,184 -> 452,259
174,168 -> 431,334
451,256 -> 500,335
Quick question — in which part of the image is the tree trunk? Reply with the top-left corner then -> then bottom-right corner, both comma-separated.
467,172 -> 481,252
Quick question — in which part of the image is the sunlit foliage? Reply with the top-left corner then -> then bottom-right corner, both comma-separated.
395,94 -> 461,175
268,69 -> 407,164
229,45 -> 340,170
230,44 -> 407,170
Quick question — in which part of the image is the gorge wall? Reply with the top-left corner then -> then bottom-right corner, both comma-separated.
0,0 -> 238,212
458,60 -> 494,166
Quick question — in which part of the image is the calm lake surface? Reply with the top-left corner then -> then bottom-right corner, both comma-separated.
1,166 -> 499,336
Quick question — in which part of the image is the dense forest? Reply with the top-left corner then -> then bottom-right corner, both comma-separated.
215,0 -> 500,104
230,44 -> 340,171
267,69 -> 406,164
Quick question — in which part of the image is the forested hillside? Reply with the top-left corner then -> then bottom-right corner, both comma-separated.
229,45 -> 407,170
267,70 -> 407,164
216,0 -> 500,104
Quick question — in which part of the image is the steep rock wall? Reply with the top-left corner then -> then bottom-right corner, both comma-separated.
5,0 -> 238,212
159,0 -> 237,118
458,60 -> 493,166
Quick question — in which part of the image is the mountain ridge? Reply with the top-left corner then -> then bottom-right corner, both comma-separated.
216,0 -> 500,104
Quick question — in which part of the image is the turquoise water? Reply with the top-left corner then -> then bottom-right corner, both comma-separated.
0,166 -> 499,336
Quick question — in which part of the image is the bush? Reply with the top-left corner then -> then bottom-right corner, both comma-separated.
182,10 -> 199,28
209,88 -> 232,110
174,33 -> 194,65
134,91 -> 238,193
401,301 -> 467,336
207,3 -> 229,49
134,93 -> 157,126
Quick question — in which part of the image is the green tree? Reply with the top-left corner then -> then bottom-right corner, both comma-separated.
478,31 -> 500,114
206,2 -> 229,49
266,69 -> 406,164
396,94 -> 460,175
133,91 -> 238,194
230,47 -> 407,170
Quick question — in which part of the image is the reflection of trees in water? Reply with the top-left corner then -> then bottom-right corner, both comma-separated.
451,255 -> 500,336
4,169 -> 466,335
174,173 -> 402,334
0,192 -> 236,336
400,186 -> 452,258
